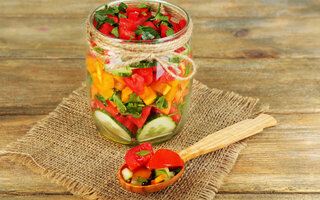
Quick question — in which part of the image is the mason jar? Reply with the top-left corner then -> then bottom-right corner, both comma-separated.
86,0 -> 195,145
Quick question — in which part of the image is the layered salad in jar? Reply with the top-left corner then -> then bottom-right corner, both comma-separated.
86,1 -> 193,145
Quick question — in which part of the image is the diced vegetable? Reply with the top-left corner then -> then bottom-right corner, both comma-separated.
139,86 -> 157,105
123,74 -> 145,95
152,174 -> 167,184
122,168 -> 133,181
93,110 -> 132,144
114,79 -> 126,91
132,166 -> 152,179
165,86 -> 178,103
125,143 -> 154,171
155,168 -> 174,181
121,87 -> 133,102
147,149 -> 185,169
150,81 -> 172,95
136,116 -> 176,142
127,106 -> 152,129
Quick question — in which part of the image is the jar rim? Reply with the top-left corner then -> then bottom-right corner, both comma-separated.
89,0 -> 190,44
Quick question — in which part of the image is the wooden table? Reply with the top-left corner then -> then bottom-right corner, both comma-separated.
1,0 -> 319,199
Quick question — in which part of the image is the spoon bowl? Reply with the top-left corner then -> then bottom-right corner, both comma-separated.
118,114 -> 277,193
118,163 -> 184,193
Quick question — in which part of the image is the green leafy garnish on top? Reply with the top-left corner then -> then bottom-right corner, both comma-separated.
135,26 -> 160,40
135,150 -> 151,156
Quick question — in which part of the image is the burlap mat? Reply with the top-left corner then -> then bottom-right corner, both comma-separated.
0,80 -> 264,200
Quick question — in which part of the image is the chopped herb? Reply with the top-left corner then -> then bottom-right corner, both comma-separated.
111,93 -> 126,113
166,29 -> 175,37
111,27 -> 119,38
129,35 -> 134,40
94,47 -> 104,54
137,176 -> 148,183
155,95 -> 168,110
94,6 -> 116,29
135,150 -> 151,156
185,62 -> 191,76
138,2 -> 152,12
127,93 -> 143,103
118,2 -> 128,13
135,26 -> 160,40
94,94 -> 107,106
118,13 -> 127,18
169,57 -> 182,63
171,168 -> 181,175
150,3 -> 173,28
141,12 -> 147,16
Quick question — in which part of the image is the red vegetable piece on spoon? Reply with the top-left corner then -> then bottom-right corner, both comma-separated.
125,143 -> 154,171
146,149 -> 185,169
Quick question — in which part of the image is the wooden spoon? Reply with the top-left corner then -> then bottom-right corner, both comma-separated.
118,114 -> 277,193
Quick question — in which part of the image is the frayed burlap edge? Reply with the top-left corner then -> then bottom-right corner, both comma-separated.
0,81 -> 267,200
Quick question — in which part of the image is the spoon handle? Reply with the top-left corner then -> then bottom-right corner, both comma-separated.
178,114 -> 277,162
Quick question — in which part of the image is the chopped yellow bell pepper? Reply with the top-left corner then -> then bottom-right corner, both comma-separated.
101,71 -> 114,88
99,87 -> 114,99
168,80 -> 180,88
90,84 -> 99,100
114,80 -> 126,91
140,86 -> 157,105
113,75 -> 125,85
121,87 -> 133,102
152,174 -> 167,184
165,86 -> 178,103
181,79 -> 190,91
86,55 -> 96,74
150,81 -> 171,95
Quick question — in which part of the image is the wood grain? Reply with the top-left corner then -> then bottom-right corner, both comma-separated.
1,113 -> 319,194
1,0 -> 319,18
1,194 -> 320,200
1,58 -> 319,115
0,17 -> 319,59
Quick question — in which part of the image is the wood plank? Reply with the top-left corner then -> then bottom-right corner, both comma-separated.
0,195 -> 80,200
216,194 -> 320,200
0,58 -> 319,115
0,17 -> 320,59
1,194 -> 320,200
0,0 -> 319,18
1,113 -> 319,194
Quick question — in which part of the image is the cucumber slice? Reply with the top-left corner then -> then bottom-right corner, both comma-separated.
93,110 -> 132,144
136,116 -> 176,142
108,66 -> 132,77
121,168 -> 133,181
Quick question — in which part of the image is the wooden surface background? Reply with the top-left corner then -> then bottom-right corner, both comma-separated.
1,0 -> 320,199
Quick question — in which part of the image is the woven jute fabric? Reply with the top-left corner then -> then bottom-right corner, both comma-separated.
0,80 -> 264,200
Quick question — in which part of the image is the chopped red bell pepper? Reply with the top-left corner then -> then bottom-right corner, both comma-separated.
127,106 -> 152,129
99,22 -> 114,35
146,149 -> 185,169
179,19 -> 187,30
160,23 -> 170,38
123,73 -> 145,94
143,21 -> 158,31
132,67 -> 154,85
169,104 -> 181,123
125,143 -> 154,171
116,115 -> 137,134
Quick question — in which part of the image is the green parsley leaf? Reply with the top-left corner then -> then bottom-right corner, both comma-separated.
95,8 -> 116,29
138,2 -> 152,12
111,27 -> 119,38
141,12 -> 147,16
127,94 -> 143,103
169,57 -> 182,63
129,35 -> 134,40
137,176 -> 148,183
185,62 -> 191,76
135,26 -> 160,40
94,47 -> 104,54
166,29 -> 175,37
118,13 -> 127,18
155,95 -> 168,110
94,94 -> 107,107
118,2 -> 128,13
106,6 -> 119,15
136,150 -> 151,156
111,93 -> 126,113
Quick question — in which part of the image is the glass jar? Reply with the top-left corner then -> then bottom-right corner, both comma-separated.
86,0 -> 194,145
